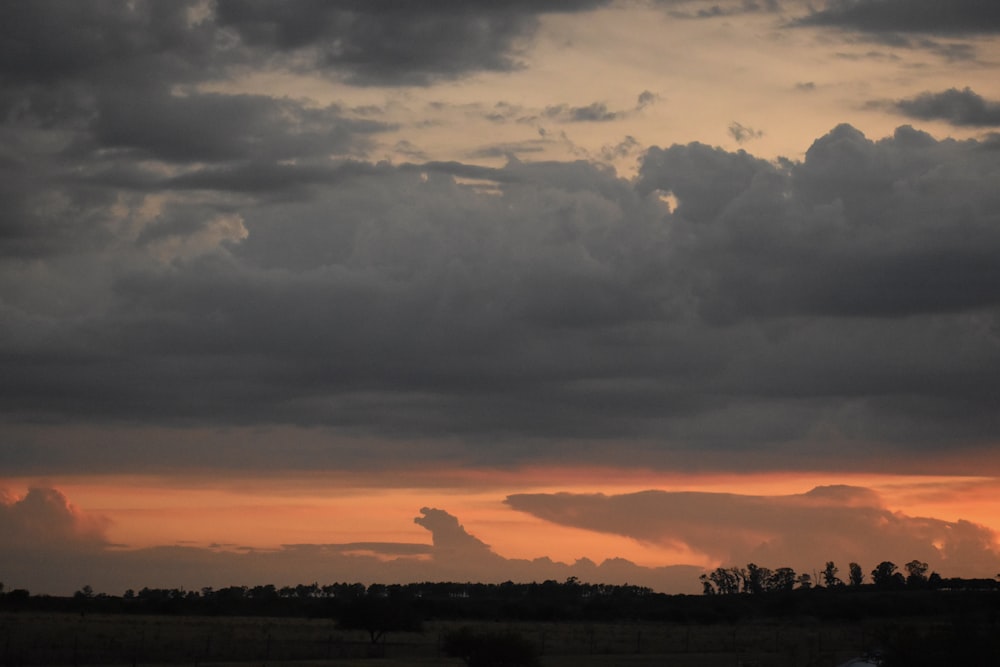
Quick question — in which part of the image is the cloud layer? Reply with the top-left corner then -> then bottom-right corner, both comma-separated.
3,3 -> 1000,476
506,485 -> 1000,576
5,120 -> 1000,471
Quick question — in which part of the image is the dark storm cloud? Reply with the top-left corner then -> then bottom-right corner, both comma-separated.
1,0 -> 613,93
796,0 -> 1000,35
0,0 -> 215,86
506,486 -> 1000,576
888,87 -> 1000,127
91,91 -> 389,163
214,0 -> 613,85
5,122 -> 1000,466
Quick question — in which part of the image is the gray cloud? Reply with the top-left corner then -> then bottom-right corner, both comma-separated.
0,1 -> 216,87
656,0 -> 782,20
542,92 -> 657,125
0,1 -> 614,95
544,102 -> 623,123
889,87 -> 1000,127
214,0 -> 613,86
728,122 -> 764,144
5,122 -> 1000,468
506,486 -> 1000,577
796,0 -> 1000,35
91,91 -> 389,164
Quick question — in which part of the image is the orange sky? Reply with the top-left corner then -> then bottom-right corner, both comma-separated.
6,467 -> 999,570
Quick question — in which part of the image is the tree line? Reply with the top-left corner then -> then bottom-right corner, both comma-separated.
1,566 -> 997,624
697,559 -> 979,595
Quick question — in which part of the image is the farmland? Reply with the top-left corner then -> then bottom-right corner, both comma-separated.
0,610 -> 979,666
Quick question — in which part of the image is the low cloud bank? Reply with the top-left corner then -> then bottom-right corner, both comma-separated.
0,488 -> 699,596
506,485 -> 1000,577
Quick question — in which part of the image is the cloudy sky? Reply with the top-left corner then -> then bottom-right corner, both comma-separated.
3,0 -> 1000,595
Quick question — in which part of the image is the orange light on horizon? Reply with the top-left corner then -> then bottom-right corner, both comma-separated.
3,466 -> 999,571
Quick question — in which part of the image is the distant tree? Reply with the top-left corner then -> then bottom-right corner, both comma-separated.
796,573 -> 813,590
707,567 -> 742,595
338,596 -> 422,646
822,561 -> 843,588
443,626 -> 540,667
872,561 -> 905,589
745,563 -> 765,594
772,567 -> 797,592
699,574 -> 715,595
905,559 -> 929,588
74,585 -> 94,599
848,562 -> 864,587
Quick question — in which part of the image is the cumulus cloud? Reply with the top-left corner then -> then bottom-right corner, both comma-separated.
505,486 -> 1000,576
888,87 -> 1000,127
0,487 -> 109,551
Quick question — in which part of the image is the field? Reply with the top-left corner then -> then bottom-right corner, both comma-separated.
0,611 -> 902,666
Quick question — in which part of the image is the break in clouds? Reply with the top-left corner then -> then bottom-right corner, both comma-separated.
4,485 -> 998,595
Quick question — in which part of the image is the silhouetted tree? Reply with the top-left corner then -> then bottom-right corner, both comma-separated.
848,562 -> 864,587
746,563 -> 773,594
706,567 -> 742,595
338,596 -> 422,645
772,567 -> 797,592
905,560 -> 929,588
872,561 -> 905,589
822,561 -> 843,588
796,573 -> 813,590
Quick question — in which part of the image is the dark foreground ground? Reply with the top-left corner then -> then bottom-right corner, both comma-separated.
0,610 -> 990,667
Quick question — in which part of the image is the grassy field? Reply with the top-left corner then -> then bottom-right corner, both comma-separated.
0,611 -> 906,666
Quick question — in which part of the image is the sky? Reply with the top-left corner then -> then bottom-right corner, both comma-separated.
3,0 -> 1000,596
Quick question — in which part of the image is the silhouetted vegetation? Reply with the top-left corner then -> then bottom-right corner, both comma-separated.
1,563 -> 998,625
1,567 -> 999,666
